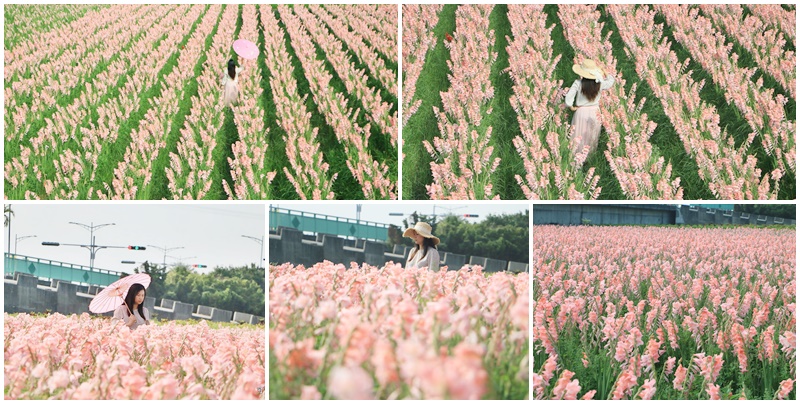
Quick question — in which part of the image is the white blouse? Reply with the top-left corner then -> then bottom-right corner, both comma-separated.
565,75 -> 615,107
406,247 -> 441,272
113,305 -> 150,330
220,66 -> 243,85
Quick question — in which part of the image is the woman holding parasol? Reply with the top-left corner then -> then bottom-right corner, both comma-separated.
112,283 -> 151,330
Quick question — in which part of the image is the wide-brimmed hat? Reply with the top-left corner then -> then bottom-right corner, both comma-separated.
403,222 -> 440,246
573,59 -> 603,80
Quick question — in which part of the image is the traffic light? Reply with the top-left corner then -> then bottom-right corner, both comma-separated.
463,214 -> 479,218
128,246 -> 146,250
192,264 -> 207,269
41,242 -> 60,246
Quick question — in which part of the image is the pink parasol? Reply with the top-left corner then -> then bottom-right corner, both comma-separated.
89,273 -> 151,314
233,39 -> 259,60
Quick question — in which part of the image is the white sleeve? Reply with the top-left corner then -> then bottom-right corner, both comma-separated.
428,249 -> 441,272
565,80 -> 580,107
600,74 -> 615,90
113,305 -> 127,320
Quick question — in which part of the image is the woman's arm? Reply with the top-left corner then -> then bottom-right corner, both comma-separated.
144,308 -> 151,325
600,73 -> 615,90
565,80 -> 579,108
424,249 -> 441,272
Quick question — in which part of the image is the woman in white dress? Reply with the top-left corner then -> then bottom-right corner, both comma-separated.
113,283 -> 151,330
403,222 -> 441,272
564,59 -> 615,155
221,59 -> 243,108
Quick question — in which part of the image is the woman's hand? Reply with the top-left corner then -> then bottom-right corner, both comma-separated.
570,106 -> 578,111
127,315 -> 136,326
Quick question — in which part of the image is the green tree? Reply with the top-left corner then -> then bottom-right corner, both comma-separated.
163,264 -> 265,316
734,204 -> 796,219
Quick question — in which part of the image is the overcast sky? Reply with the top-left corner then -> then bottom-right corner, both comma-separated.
269,202 -> 530,229
3,203 -> 266,274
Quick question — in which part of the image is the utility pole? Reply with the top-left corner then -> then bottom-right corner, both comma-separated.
69,222 -> 116,270
147,245 -> 185,268
14,234 -> 37,255
242,234 -> 264,267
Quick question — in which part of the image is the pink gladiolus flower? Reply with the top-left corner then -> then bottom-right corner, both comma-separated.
300,386 -> 321,400
775,379 -> 794,399
638,379 -> 657,400
327,366 -> 375,400
707,383 -> 721,400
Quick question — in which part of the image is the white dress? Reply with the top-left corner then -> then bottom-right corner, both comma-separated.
564,75 -> 616,155
113,305 -> 150,330
221,66 -> 243,107
406,247 -> 441,272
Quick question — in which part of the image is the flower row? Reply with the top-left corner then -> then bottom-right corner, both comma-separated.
326,4 -> 397,63
299,5 -> 397,147
657,5 -> 795,178
165,5 -> 239,199
306,5 -> 397,99
401,4 -> 441,125
700,5 -> 795,99
608,4 -> 781,199
506,4 -> 601,200
558,5 -> 683,200
279,5 -> 395,199
426,4 -> 500,200
5,5 -> 197,199
103,5 -> 222,200
225,4 -> 277,200
5,5 -> 159,145
261,6 -> 335,200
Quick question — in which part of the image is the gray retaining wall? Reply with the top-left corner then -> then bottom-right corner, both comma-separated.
270,227 -> 528,272
4,272 -> 263,324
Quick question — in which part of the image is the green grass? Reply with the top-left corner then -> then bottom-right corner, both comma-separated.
487,5 -> 524,200
402,5 -> 457,200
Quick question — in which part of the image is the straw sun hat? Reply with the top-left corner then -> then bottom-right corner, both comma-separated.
572,59 -> 605,81
402,222 -> 440,246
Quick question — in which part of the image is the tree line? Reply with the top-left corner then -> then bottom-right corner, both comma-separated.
130,263 -> 265,317
388,210 -> 530,264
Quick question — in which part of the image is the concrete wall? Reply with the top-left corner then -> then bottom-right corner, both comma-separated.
270,227 -> 528,272
678,206 -> 796,225
533,204 -> 677,225
4,273 -> 263,325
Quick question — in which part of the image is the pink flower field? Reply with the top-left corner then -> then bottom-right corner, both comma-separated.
533,225 -> 796,399
4,4 -> 398,200
269,261 -> 529,399
4,313 -> 265,399
403,4 -> 795,200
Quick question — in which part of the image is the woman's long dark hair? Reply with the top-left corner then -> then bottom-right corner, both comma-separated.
410,237 -> 437,260
228,59 -> 237,80
124,283 -> 147,321
581,77 -> 601,102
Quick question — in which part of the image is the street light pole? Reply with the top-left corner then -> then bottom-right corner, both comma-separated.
242,235 -> 264,267
69,221 -> 116,270
14,234 -> 37,255
147,245 -> 185,268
